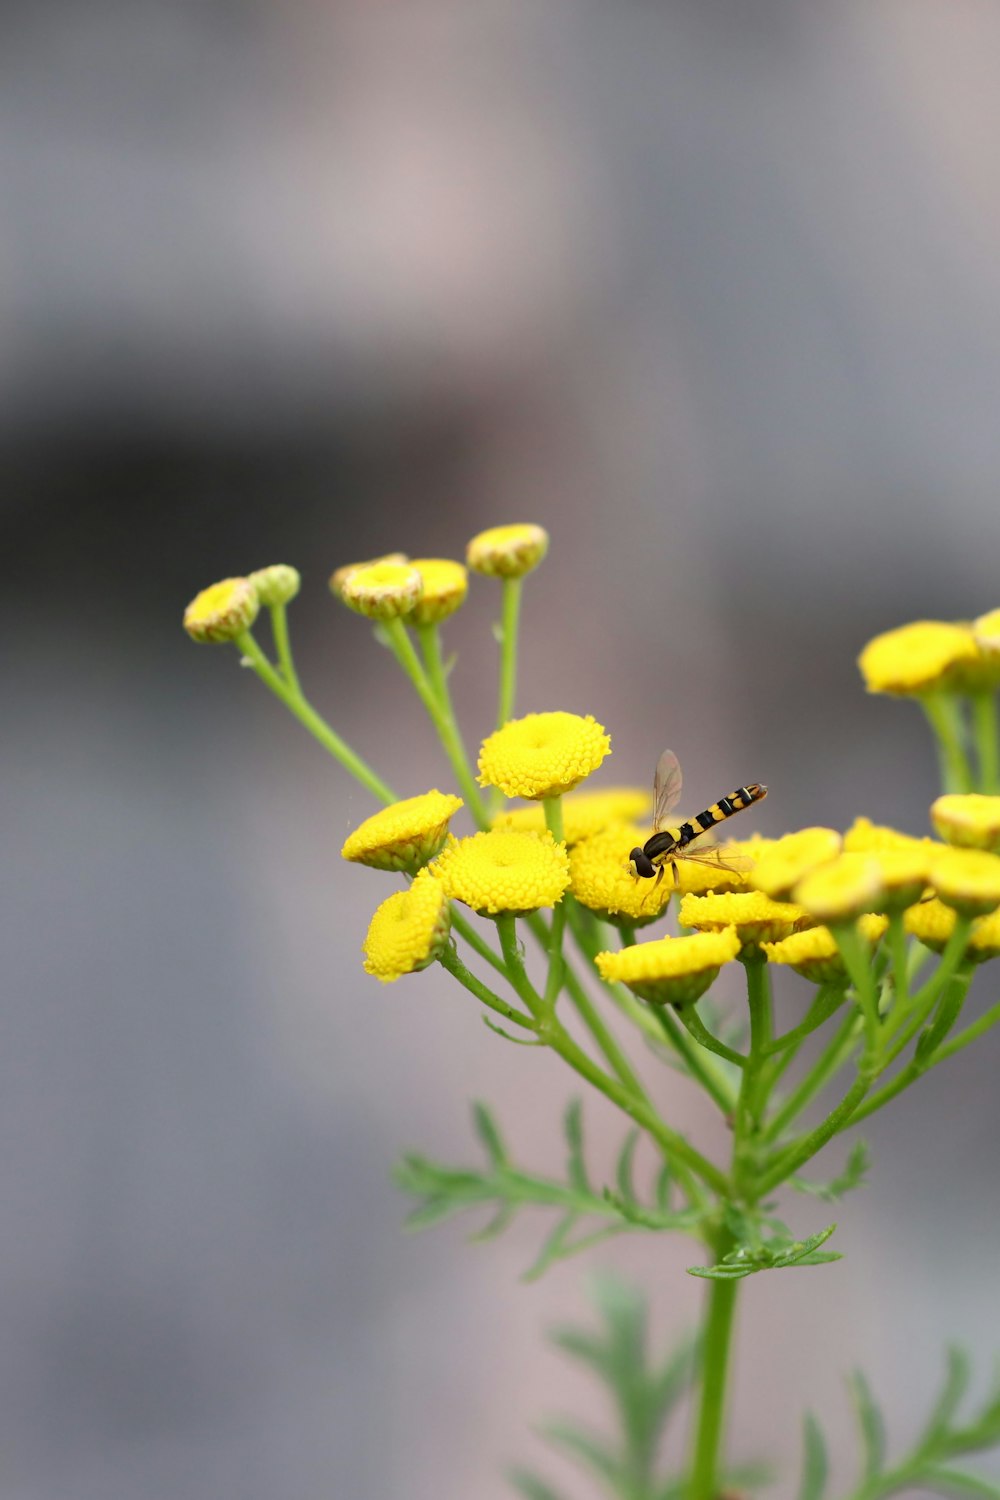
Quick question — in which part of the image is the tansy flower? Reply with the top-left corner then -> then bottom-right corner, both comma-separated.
929,848 -> 1000,917
858,620 -> 979,697
595,929 -> 741,1008
493,787 -> 651,844
478,712 -> 611,800
248,564 -> 301,607
748,827 -> 842,900
764,915 -> 888,985
466,523 -> 549,579
843,817 -> 931,854
340,562 -> 423,621
568,824 -> 673,927
183,576 -> 260,643
794,854 -> 885,924
431,828 -> 570,915
973,608 -> 1000,677
342,791 -> 464,873
868,848 -> 932,913
362,870 -> 451,983
329,552 -> 409,600
409,558 -> 468,625
931,794 -> 1000,853
905,898 -> 1000,964
679,891 -> 810,957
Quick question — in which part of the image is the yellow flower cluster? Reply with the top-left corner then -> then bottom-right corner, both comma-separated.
595,929 -> 741,1007
679,891 -> 810,957
492,787 -> 651,843
431,829 -> 571,915
341,791 -> 463,873
363,870 -> 452,982
905,899 -> 1000,964
478,712 -> 611,800
764,915 -> 888,984
858,612 -> 1000,697
567,824 -> 673,926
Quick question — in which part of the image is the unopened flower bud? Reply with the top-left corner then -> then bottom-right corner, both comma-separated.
183,577 -> 260,643
248,564 -> 301,607
340,562 -> 423,621
466,523 -> 549,579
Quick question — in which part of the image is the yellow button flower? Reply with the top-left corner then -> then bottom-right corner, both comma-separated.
183,576 -> 260,643
973,608 -> 1000,678
931,794 -> 1000,853
340,562 -> 423,621
466,523 -> 549,579
409,558 -> 469,625
568,824 -> 673,926
929,847 -> 1000,917
763,915 -> 888,985
329,552 -> 409,600
868,848 -> 932,913
793,854 -> 885,924
342,791 -> 464,873
595,929 -> 741,1008
362,870 -> 452,983
748,827 -> 842,900
431,828 -> 570,915
905,897 -> 1000,964
843,817 -> 930,854
679,891 -> 810,957
493,787 -> 651,844
858,620 -> 979,696
248,564 -> 301,607
478,712 -> 611,800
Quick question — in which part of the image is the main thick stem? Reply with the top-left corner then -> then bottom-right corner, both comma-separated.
688,1230 -> 739,1500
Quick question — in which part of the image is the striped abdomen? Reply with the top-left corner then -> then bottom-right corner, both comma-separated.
644,783 -> 767,860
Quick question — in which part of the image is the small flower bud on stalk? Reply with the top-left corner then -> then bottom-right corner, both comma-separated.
183,577 -> 260,643
340,563 -> 423,621
248,564 -> 301,607
466,523 -> 549,579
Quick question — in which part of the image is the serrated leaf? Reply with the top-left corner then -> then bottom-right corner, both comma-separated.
797,1412 -> 829,1500
540,1419 -> 621,1486
849,1368 -> 887,1479
920,1467 -> 1000,1498
506,1467 -> 569,1500
521,1213 -> 579,1283
615,1129 -> 641,1205
472,1101 -> 508,1168
564,1100 -> 590,1192
773,1223 -> 839,1266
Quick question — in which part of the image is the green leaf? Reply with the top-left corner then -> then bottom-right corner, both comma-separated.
848,1368 -> 887,1479
521,1214 -> 579,1283
615,1129 -> 641,1205
797,1412 -> 829,1500
919,1467 -> 1000,1498
472,1101 -> 508,1168
772,1223 -> 839,1266
791,1141 -> 871,1202
686,1260 -> 758,1281
403,1195 -> 471,1231
470,1200 -> 518,1243
506,1468 -> 569,1500
540,1419 -> 621,1488
549,1326 -> 613,1383
654,1161 -> 672,1213
564,1100 -> 590,1192
924,1346 -> 974,1448
482,1015 -> 544,1046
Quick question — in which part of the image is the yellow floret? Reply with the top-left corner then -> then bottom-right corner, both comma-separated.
679,891 -> 810,956
478,712 -> 611,800
466,523 -> 549,579
748,827 -> 842,900
595,929 -> 741,1007
793,854 -> 885,924
342,791 -> 464,873
764,915 -> 887,985
904,897 -> 1000,963
568,824 -> 673,926
843,817 -> 930,854
340,562 -> 423,620
183,576 -> 260,643
868,848 -> 932,913
858,620 -> 979,696
431,828 -> 570,915
929,847 -> 1000,917
931,794 -> 1000,853
409,559 -> 469,625
493,786 -> 651,843
362,870 -> 451,983
329,553 -> 409,600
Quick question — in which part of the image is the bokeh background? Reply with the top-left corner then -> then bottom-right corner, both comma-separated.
6,2 -> 1000,1496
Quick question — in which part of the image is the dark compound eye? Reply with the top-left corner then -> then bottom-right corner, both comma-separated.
630,847 -> 655,879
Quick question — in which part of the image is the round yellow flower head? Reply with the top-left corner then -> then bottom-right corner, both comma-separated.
931,794 -> 1000,854
329,552 -> 409,601
478,712 -> 611,800
493,787 -> 651,844
340,562 -> 423,621
568,824 -> 673,927
409,558 -> 469,626
858,620 -> 979,697
868,848 -> 932,913
466,523 -> 549,579
968,907 -> 1000,963
748,827 -> 842,900
905,896 -> 1000,962
248,564 -> 301,607
972,609 -> 1000,680
668,846 -> 753,896
362,870 -> 451,983
679,891 -> 809,957
595,929 -> 741,1008
341,791 -> 464,873
431,828 -> 570,915
843,816 -> 929,854
929,847 -> 1000,917
183,576 -> 260,643
763,915 -> 887,985
793,854 -> 885,925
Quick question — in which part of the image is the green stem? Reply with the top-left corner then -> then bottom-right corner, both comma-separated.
676,1006 -> 747,1070
383,619 -> 490,827
762,984 -> 847,1057
450,907 -> 508,978
437,944 -> 539,1031
269,602 -> 301,695
933,994 -> 1000,1065
921,692 -> 973,794
971,690 -> 1000,793
496,577 -> 522,729
763,1010 -> 862,1143
688,1228 -> 740,1500
758,1065 -> 875,1196
832,921 -> 880,1051
885,911 -> 910,1024
879,917 -> 973,1070
235,630 -> 396,804
847,969 -> 974,1128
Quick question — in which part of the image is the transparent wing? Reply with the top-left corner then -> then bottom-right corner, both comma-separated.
652,749 -> 683,830
678,846 -> 754,874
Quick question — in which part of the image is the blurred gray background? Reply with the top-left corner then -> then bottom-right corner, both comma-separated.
5,1 -> 1000,1496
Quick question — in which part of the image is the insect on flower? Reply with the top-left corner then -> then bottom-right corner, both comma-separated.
627,749 -> 767,893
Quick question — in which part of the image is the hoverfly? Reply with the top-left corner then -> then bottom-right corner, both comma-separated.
627,749 -> 767,893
